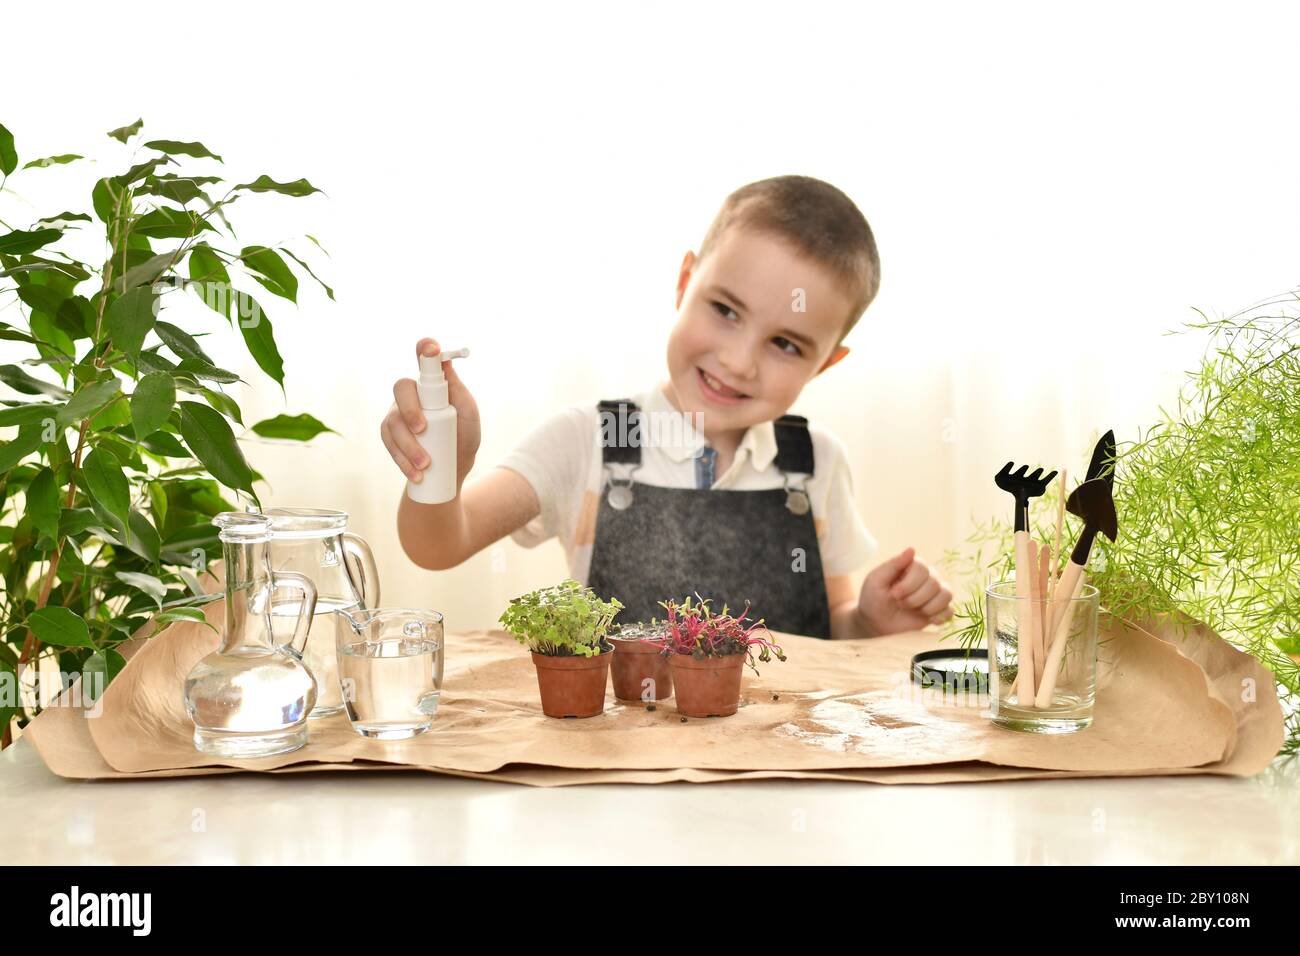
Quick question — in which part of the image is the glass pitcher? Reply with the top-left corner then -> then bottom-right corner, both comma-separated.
265,508 -> 380,719
183,512 -> 319,758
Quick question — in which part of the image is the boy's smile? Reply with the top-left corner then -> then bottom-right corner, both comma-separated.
664,224 -> 853,456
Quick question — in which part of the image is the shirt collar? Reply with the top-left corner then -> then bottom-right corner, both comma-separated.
642,384 -> 779,472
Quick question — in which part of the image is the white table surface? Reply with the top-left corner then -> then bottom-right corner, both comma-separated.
2,737 -> 1297,865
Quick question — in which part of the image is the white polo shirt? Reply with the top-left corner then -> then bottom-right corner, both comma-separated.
497,383 -> 879,585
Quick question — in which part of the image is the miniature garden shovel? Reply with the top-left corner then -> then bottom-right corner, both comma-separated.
1035,475 -> 1119,707
1046,431 -> 1115,639
994,462 -> 1058,703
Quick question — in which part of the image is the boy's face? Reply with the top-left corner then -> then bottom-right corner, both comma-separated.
665,224 -> 853,435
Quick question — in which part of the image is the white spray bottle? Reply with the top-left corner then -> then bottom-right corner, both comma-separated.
406,348 -> 470,505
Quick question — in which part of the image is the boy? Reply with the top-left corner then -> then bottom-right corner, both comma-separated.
381,175 -> 952,638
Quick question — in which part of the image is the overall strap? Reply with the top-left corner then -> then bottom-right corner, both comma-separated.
598,399 -> 642,465
773,414 -> 815,475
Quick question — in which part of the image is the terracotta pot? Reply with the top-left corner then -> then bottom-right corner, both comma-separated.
668,653 -> 745,717
531,650 -> 611,718
609,637 -> 673,701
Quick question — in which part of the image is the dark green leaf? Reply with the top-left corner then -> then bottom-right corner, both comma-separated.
58,377 -> 121,425
234,292 -> 285,386
0,122 -> 15,175
163,522 -> 221,551
22,154 -> 83,170
234,175 -> 322,197
82,649 -> 127,701
57,295 -> 94,338
36,211 -> 92,226
282,248 -> 334,301
115,249 -> 181,292
115,155 -> 174,187
176,358 -> 240,384
0,321 -> 37,343
251,413 -> 336,441
25,467 -> 60,541
178,401 -> 253,491
28,607 -> 93,648
130,371 -> 174,438
124,511 -> 161,564
92,177 -> 128,224
144,140 -> 224,162
0,423 -> 45,472
140,430 -> 189,458
188,241 -> 230,284
16,282 -> 66,317
0,402 -> 61,426
240,245 -> 297,302
91,397 -> 131,430
0,364 -> 70,397
134,349 -> 178,375
81,447 -> 131,531
105,286 -> 158,356
107,119 -> 143,143
133,207 -> 214,239
199,388 -> 242,424
59,508 -> 100,538
154,320 -> 213,364
0,228 -> 61,255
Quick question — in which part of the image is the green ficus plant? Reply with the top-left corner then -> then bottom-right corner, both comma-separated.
499,579 -> 623,657
0,118 -> 336,747
943,297 -> 1300,756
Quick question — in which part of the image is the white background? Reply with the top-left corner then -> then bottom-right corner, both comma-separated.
3,0 -> 1298,628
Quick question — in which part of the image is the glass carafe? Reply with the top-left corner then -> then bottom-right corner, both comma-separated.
265,508 -> 380,718
183,512 -> 319,757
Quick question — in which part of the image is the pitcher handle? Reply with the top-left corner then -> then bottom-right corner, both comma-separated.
342,532 -> 381,609
271,570 -> 318,659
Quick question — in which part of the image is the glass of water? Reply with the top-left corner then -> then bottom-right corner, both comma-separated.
337,608 -> 444,739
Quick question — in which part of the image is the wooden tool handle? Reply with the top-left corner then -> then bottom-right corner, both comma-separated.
1046,559 -> 1085,644
1014,531 -> 1037,704
1035,569 -> 1087,708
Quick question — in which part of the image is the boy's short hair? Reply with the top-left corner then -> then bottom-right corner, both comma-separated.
696,175 -> 881,342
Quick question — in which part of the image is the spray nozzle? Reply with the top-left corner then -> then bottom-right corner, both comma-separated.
416,348 -> 470,409
418,348 -> 470,380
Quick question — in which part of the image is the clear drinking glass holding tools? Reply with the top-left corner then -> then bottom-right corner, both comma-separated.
338,608 -> 444,739
986,581 -> 1099,733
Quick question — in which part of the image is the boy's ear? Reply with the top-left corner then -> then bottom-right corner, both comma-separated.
675,250 -> 696,310
818,344 -> 850,374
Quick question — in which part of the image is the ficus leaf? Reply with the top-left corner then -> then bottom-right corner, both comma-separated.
0,228 -> 62,255
133,207 -> 214,239
0,122 -> 16,175
154,320 -> 214,364
0,423 -> 46,473
130,371 -> 175,438
105,287 -> 159,357
92,177 -> 128,224
234,175 -> 323,197
251,413 -> 336,441
107,119 -> 143,143
28,607 -> 93,648
82,649 -> 127,701
115,570 -> 168,607
240,245 -> 298,302
25,467 -> 60,541
178,401 -> 254,491
0,364 -> 70,398
144,140 -> 224,163
22,154 -> 83,169
81,447 -> 131,532
233,291 -> 285,386
58,377 -> 121,425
